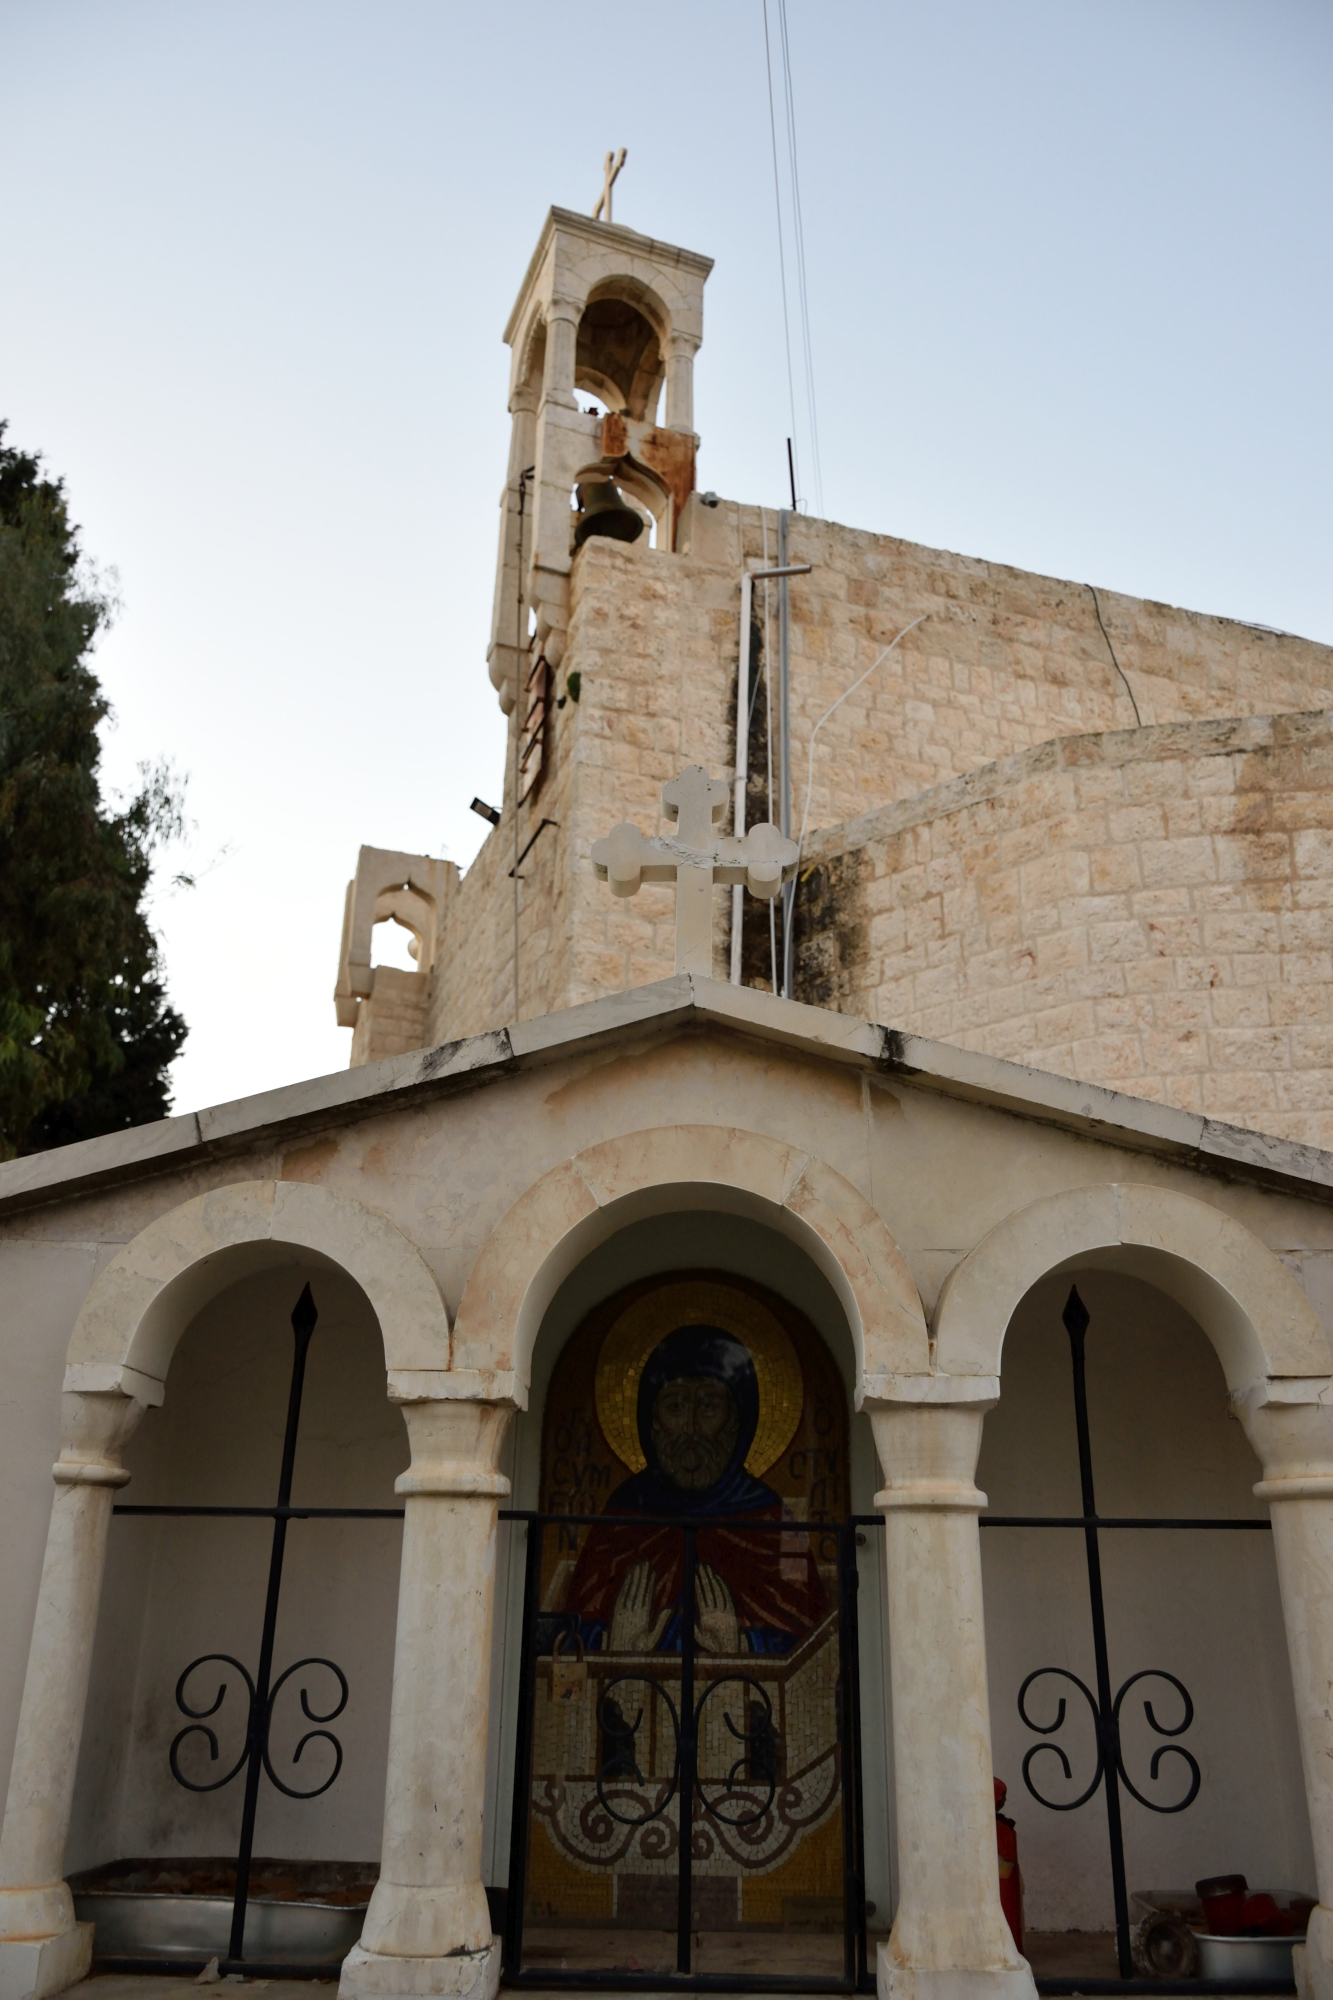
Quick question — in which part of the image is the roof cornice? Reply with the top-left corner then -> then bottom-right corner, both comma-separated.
503,206 -> 714,345
1,977 -> 1331,1218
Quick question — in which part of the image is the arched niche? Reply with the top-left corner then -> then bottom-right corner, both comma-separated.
68,1256 -> 407,1879
975,1264 -> 1315,1934
480,1204 -> 896,1937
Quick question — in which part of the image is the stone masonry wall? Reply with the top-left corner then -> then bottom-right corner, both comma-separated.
425,531 -> 736,1046
411,504 -> 1333,1086
797,711 -> 1333,1149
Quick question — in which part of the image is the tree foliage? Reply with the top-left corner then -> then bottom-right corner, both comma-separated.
0,424 -> 187,1158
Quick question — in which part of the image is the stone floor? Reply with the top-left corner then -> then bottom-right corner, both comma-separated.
1024,1929 -> 1121,1978
517,1924 -> 867,1978
68,1962 -> 1290,2000
75,1983 -> 335,1999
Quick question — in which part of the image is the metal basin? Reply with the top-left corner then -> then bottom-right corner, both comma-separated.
1196,1933 -> 1299,1982
69,1857 -> 373,1967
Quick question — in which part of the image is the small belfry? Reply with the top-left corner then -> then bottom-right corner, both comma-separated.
486,195 -> 712,714
592,764 -> 798,976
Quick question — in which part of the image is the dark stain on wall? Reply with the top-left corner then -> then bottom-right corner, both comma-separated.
790,850 -> 868,1010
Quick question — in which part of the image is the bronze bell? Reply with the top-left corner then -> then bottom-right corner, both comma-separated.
573,478 -> 645,549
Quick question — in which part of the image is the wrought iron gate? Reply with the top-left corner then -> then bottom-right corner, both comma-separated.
501,1511 -> 875,1992
982,1286 -> 1285,1996
108,1285 -> 406,1977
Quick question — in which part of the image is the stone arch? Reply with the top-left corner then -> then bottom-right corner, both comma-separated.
515,308 -> 547,402
63,1178 -> 451,1403
583,273 -> 672,345
450,1124 -> 928,1405
575,291 -> 664,421
932,1181 -> 1331,1394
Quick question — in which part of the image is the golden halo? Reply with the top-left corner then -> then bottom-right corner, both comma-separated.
594,1280 -> 803,1480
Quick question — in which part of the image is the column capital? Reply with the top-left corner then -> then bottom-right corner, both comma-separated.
393,1398 -> 514,1502
1234,1378 -> 1333,1494
869,1398 -> 993,1513
52,1385 -> 150,1488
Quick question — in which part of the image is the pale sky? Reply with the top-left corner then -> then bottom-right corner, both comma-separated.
2,1 -> 1329,1118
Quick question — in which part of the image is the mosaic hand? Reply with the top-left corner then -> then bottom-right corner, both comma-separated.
694,1563 -> 740,1655
609,1560 -> 669,1653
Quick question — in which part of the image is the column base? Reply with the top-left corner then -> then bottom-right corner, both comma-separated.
0,1923 -> 92,2000
878,1941 -> 1037,2000
340,1939 -> 501,2000
1296,1906 -> 1333,2000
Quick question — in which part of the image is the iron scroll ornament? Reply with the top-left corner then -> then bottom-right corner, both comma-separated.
159,1285 -> 358,1968
1011,1285 -> 1205,1984
593,1671 -> 780,1830
170,1651 -> 349,1800
1017,1665 -> 1200,1815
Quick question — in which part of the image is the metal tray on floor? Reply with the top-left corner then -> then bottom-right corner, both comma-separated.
70,1856 -> 373,1967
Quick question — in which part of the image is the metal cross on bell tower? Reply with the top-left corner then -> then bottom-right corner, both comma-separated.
592,764 -> 798,978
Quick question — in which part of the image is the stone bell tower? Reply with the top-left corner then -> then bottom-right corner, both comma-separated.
486,207 -> 713,715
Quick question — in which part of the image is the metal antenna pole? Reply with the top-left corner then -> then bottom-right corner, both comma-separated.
778,510 -> 792,996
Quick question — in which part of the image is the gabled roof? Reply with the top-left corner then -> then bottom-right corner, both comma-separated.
1,976 -> 1331,1217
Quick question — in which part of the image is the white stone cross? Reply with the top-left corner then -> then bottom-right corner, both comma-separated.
592,764 -> 799,977
592,147 -> 627,224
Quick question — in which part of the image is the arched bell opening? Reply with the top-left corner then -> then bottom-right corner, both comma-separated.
977,1266 -> 1314,1979
370,916 -> 421,972
570,462 -> 668,554
483,1207 -> 894,1982
67,1257 -> 408,1961
575,292 -> 665,424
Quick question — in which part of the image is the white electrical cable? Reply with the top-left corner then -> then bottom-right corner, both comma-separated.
761,3 -> 801,503
777,0 -> 822,516
793,617 -> 929,868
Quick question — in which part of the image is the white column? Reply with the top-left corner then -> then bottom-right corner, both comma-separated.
486,384 -> 540,712
541,300 -> 579,412
869,1395 -> 1035,2000
341,1397 -> 514,2000
0,1389 -> 148,2000
664,330 -> 700,434
1240,1382 -> 1333,2000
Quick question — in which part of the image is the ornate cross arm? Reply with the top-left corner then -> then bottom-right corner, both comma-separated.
591,764 -> 798,977
591,823 -> 795,900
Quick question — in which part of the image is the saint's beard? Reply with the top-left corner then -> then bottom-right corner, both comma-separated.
652,1411 -> 740,1492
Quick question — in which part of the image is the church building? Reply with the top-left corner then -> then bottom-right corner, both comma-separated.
5,201 -> 1333,2000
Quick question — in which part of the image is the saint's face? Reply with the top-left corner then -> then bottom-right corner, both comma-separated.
650,1373 -> 740,1491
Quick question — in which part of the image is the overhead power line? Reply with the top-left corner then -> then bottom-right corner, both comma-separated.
762,0 -> 823,517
